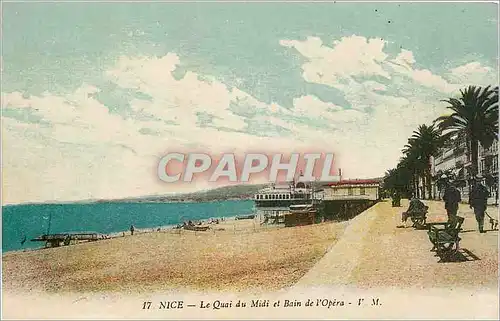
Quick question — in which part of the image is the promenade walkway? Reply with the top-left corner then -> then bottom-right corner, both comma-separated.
296,200 -> 499,289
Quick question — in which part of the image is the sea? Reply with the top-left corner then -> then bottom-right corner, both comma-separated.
1,200 -> 255,253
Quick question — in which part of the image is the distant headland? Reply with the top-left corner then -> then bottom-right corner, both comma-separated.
2,184 -> 269,206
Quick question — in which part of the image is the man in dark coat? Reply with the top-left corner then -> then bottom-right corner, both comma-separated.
443,180 -> 461,222
401,194 -> 428,227
469,175 -> 490,233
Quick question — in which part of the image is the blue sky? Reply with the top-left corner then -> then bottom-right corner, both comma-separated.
2,2 -> 498,204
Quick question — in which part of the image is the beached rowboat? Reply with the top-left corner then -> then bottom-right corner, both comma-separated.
183,225 -> 210,231
31,232 -> 109,247
235,214 -> 256,220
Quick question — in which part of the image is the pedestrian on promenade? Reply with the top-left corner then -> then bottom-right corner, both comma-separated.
443,180 -> 461,222
401,193 -> 427,227
392,191 -> 401,207
469,175 -> 490,233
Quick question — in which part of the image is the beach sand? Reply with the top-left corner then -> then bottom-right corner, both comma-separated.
2,217 -> 347,294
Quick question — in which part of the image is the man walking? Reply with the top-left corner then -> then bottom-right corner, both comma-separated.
469,175 -> 490,233
443,180 -> 461,222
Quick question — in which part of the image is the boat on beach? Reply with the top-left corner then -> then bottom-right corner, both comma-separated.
235,214 -> 256,220
31,232 -> 109,248
183,225 -> 210,231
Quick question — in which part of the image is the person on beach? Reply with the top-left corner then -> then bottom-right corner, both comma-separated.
443,180 -> 461,223
130,225 -> 135,236
469,175 -> 490,233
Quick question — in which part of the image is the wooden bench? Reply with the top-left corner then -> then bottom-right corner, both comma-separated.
427,216 -> 464,259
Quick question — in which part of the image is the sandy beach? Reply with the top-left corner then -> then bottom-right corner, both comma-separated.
3,200 -> 498,295
2,217 -> 347,294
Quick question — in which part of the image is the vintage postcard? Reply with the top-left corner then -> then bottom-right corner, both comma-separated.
1,0 -> 499,319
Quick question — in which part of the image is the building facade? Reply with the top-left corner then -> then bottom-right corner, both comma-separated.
431,134 -> 498,203
323,179 -> 380,201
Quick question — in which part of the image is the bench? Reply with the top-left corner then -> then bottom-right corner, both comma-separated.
427,216 -> 464,259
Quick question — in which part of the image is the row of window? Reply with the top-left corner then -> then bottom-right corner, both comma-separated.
346,187 -> 366,195
479,156 -> 499,174
256,194 -> 291,200
437,139 -> 498,160
256,188 -> 370,200
479,140 -> 498,155
255,193 -> 311,200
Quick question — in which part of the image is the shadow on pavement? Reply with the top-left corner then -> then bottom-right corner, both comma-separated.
460,229 -> 498,233
436,248 -> 481,263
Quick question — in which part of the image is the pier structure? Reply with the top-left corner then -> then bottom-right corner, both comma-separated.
253,176 -> 382,225
321,179 -> 381,221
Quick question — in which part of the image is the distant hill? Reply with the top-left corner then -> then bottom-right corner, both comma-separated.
117,177 -> 384,203
103,183 -> 268,203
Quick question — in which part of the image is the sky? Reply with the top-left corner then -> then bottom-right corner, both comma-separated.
1,2 -> 499,204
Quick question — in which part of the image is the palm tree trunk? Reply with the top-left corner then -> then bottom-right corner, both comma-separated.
415,173 -> 420,198
413,173 -> 418,198
426,166 -> 432,200
471,140 -> 479,178
424,172 -> 428,199
420,174 -> 424,199
411,175 -> 415,197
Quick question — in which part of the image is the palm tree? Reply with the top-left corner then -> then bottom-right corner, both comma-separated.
383,168 -> 398,196
383,165 -> 412,198
435,85 -> 499,179
399,151 -> 423,198
402,124 -> 444,199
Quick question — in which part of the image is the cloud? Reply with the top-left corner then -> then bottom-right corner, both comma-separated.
387,54 -> 460,94
292,95 -> 364,123
281,35 -> 496,95
446,62 -> 497,86
280,36 -> 390,88
292,95 -> 341,117
107,54 -> 248,132
391,49 -> 416,68
2,34 -> 497,204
